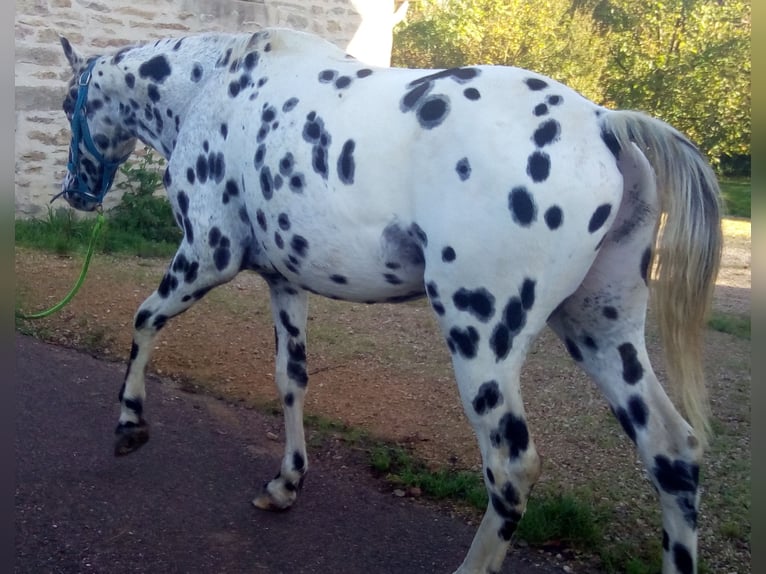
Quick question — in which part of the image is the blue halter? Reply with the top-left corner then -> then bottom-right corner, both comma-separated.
54,59 -> 128,205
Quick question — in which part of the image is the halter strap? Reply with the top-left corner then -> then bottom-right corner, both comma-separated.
57,59 -> 130,205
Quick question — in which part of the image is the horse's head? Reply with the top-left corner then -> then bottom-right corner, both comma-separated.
58,37 -> 138,211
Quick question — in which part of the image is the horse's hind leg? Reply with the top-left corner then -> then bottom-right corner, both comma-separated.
252,277 -> 309,511
115,242 -> 240,455
548,148 -> 702,573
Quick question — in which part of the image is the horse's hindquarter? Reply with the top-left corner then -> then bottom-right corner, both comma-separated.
172,32 -> 624,303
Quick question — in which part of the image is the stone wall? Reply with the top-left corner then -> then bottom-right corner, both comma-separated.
14,0 -> 404,217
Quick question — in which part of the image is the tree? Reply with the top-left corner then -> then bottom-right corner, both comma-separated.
589,0 -> 750,163
393,0 -> 751,165
392,0 -> 612,102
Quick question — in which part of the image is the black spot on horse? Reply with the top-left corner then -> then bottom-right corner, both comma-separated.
134,309 -> 152,329
417,95 -> 450,129
525,78 -> 548,91
147,84 -> 160,103
672,543 -> 694,574
497,412 -> 529,458
256,209 -> 267,231
490,323 -> 511,361
442,246 -> 456,262
158,272 -> 178,298
222,179 -> 239,204
544,206 -> 563,230
520,279 -> 536,310
254,144 -> 266,170
138,55 -> 171,83
357,68 -> 373,78
384,273 -> 403,285
280,310 -> 301,337
282,97 -> 299,112
588,204 -> 612,233
533,119 -> 560,147
293,451 -> 305,472
618,342 -> 644,384
456,157 -> 471,181
208,226 -> 221,247
153,314 -> 168,330
453,287 -> 496,322
503,297 -> 526,333
448,326 -> 480,358
214,243 -> 231,271
547,95 -> 562,105
124,73 -> 135,88
463,87 -> 480,100
508,187 -> 537,226
527,151 -> 551,183
473,380 -> 503,415
335,76 -> 352,89
279,153 -> 295,176
653,455 -> 699,494
330,274 -> 347,284
338,139 -> 356,184
408,67 -> 479,87
275,232 -> 284,249
565,337 -> 583,361
533,103 -> 548,116
614,406 -> 637,443
278,213 -> 291,231
312,145 -> 329,179
401,82 -> 432,112
260,166 -> 274,199
498,520 -> 518,541
640,246 -> 652,285
628,395 -> 648,427
191,63 -> 203,82
244,50 -> 260,71
289,174 -> 305,193
290,235 -> 309,257
603,306 -> 618,320
601,127 -> 620,159
195,154 -> 209,183
318,69 -> 337,83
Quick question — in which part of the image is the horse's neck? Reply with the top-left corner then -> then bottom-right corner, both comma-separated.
106,33 -> 250,158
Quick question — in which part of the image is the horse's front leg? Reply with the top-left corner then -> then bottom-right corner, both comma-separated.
114,245 -> 238,456
253,279 -> 309,511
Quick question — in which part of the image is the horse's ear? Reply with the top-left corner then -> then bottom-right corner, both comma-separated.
59,35 -> 83,72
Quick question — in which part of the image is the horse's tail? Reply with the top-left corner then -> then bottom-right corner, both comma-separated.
601,110 -> 723,450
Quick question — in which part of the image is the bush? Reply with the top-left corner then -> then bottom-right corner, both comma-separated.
109,148 -> 181,245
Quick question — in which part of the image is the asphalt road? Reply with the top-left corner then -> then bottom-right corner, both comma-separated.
15,334 -> 566,574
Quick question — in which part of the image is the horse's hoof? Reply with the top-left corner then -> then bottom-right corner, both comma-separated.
252,484 -> 294,512
114,420 -> 149,456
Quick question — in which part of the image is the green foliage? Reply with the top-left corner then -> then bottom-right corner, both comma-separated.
393,0 -> 611,101
15,148 -> 179,258
591,0 -> 751,163
15,207 -> 94,255
516,489 -> 603,548
110,148 -> 181,245
393,0 -> 751,163
708,311 -> 750,340
719,178 -> 751,218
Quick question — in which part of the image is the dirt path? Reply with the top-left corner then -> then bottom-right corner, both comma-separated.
15,334 -> 568,574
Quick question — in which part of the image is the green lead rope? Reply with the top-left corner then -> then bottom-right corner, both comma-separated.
16,210 -> 105,320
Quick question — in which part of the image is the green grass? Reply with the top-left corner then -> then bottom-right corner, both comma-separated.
708,311 -> 750,339
15,206 -> 179,258
719,178 -> 751,218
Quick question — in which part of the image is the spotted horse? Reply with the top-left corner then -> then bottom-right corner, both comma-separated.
57,27 -> 722,574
